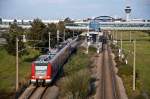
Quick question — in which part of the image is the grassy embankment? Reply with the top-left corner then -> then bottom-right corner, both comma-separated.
0,47 -> 40,98
58,47 -> 96,99
111,31 -> 150,99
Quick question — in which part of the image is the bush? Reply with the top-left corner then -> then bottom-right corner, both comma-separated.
60,69 -> 90,99
64,47 -> 95,76
59,47 -> 96,98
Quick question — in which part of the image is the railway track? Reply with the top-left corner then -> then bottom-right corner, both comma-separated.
18,85 -> 59,99
101,43 -> 120,99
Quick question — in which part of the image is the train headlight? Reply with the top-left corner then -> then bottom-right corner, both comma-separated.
32,76 -> 35,79
47,76 -> 50,79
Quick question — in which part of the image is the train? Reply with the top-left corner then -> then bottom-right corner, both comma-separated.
30,37 -> 79,85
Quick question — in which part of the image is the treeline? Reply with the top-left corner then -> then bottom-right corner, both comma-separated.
2,18 -> 80,56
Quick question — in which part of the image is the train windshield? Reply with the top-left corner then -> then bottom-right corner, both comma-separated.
49,53 -> 55,58
35,63 -> 48,66
35,62 -> 48,77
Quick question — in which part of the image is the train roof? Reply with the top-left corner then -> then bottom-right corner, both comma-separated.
36,55 -> 49,61
34,37 -> 78,63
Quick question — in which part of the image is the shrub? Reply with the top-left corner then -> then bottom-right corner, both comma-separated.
60,69 -> 90,99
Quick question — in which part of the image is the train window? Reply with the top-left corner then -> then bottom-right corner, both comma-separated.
35,63 -> 48,66
50,54 -> 56,58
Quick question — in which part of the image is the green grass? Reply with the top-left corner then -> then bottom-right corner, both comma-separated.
64,47 -> 96,76
59,47 -> 96,98
112,31 -> 150,98
113,30 -> 150,41
60,69 -> 91,99
0,48 -> 40,93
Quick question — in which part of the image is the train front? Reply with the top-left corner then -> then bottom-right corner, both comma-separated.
31,60 -> 52,85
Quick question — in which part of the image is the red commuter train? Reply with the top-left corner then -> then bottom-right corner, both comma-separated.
30,37 -> 78,85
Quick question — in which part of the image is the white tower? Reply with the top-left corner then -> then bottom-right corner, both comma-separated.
125,6 -> 132,21
124,0 -> 132,21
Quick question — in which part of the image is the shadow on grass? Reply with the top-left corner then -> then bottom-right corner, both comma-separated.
0,90 -> 15,99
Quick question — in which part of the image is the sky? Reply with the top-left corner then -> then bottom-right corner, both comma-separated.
0,0 -> 150,20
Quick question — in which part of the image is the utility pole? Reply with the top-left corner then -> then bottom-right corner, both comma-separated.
16,37 -> 19,91
73,30 -> 74,37
130,31 -> 132,42
48,32 -> 51,51
112,31 -> 114,41
121,32 -> 123,52
63,29 -> 65,41
116,30 -> 117,42
133,39 -> 136,91
97,33 -> 100,54
115,30 -> 116,40
86,32 -> 89,54
118,32 -> 123,60
57,30 -> 59,44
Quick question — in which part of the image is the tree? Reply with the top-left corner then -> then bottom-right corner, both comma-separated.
57,21 -> 65,33
64,17 -> 73,24
14,19 -> 17,24
47,23 -> 57,47
48,23 -> 57,33
26,18 -> 49,51
3,23 -> 26,55
29,18 -> 46,41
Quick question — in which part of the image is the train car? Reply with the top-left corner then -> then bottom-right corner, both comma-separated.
30,37 -> 78,85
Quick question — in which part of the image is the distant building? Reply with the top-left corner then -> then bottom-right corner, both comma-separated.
0,18 -> 61,25
147,20 -> 150,22
130,19 -> 145,22
114,18 -> 125,22
94,16 -> 115,22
